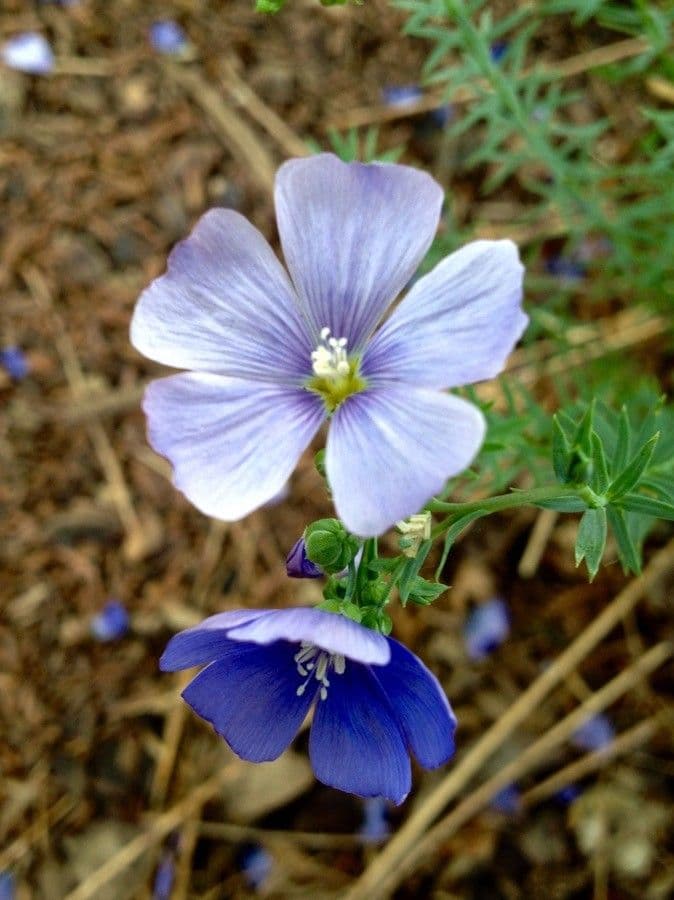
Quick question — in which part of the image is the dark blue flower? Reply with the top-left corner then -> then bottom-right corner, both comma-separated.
463,598 -> 509,660
489,41 -> 509,63
152,853 -> 175,900
285,537 -> 323,579
0,347 -> 29,381
149,21 -> 187,55
160,607 -> 457,804
571,714 -> 615,752
556,784 -> 582,805
91,600 -> 129,642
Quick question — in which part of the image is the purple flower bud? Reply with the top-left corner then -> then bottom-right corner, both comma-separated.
463,598 -> 509,660
91,600 -> 129,642
0,347 -> 29,381
489,783 -> 520,814
359,796 -> 390,843
152,854 -> 175,900
382,85 -> 423,108
285,537 -> 323,579
1,33 -> 54,75
149,21 -> 187,56
489,41 -> 509,63
571,714 -> 615,752
239,845 -> 273,891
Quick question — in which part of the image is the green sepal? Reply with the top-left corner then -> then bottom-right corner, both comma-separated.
341,602 -> 363,623
575,507 -> 607,581
618,492 -> 674,520
359,608 -> 393,635
304,518 -> 359,573
406,577 -> 448,606
314,449 -> 327,479
607,433 -> 659,500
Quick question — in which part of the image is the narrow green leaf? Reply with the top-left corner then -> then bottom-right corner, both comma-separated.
552,414 -> 571,482
406,577 -> 448,606
398,540 -> 433,605
618,493 -> 674,521
575,401 -> 596,457
607,433 -> 659,500
536,497 -> 587,513
606,507 -> 642,575
575,507 -> 607,581
590,431 -> 610,494
435,511 -> 484,579
613,406 -> 631,475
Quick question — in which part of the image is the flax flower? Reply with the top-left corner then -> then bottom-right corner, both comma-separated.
131,154 -> 526,536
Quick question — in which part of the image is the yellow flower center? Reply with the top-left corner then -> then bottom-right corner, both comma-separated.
307,327 -> 367,413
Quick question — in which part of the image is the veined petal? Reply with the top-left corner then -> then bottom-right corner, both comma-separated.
144,373 -> 325,521
160,610 -> 270,670
275,154 -> 443,351
228,608 -> 390,665
309,661 -> 411,804
182,641 -> 316,762
326,386 -> 485,537
363,240 -> 527,389
373,638 -> 457,768
130,209 -> 313,384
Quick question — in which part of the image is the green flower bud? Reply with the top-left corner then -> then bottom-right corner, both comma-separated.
304,518 -> 359,574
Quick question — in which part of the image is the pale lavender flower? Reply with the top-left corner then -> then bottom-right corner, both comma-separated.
91,600 -> 129,642
571,714 -> 615,752
286,537 -> 323,578
160,607 -> 457,803
464,597 -> 510,660
0,347 -> 29,381
131,154 -> 527,536
1,33 -> 54,75
382,85 -> 423,107
149,21 -> 187,55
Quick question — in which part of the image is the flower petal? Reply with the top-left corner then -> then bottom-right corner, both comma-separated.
160,610 -> 270,670
275,154 -> 443,350
130,209 -> 313,383
227,608 -> 390,665
373,638 -> 457,768
182,640 -> 316,762
363,240 -> 527,389
326,386 -> 485,536
309,661 -> 411,803
144,373 -> 325,520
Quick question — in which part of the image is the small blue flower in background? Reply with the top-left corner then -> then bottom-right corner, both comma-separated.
489,783 -> 521,815
286,537 -> 323,579
555,784 -> 582,806
91,600 -> 129,642
1,33 -> 54,75
131,154 -> 527,537
382,85 -> 423,108
160,607 -> 457,803
571,713 -> 615,752
152,853 -> 175,900
545,256 -> 586,282
489,41 -> 509,63
149,21 -> 188,56
359,796 -> 390,843
239,844 -> 273,891
0,872 -> 15,900
0,347 -> 29,381
463,598 -> 510,661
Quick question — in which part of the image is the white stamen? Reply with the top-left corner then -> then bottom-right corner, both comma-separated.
294,644 -> 347,700
311,327 -> 350,379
